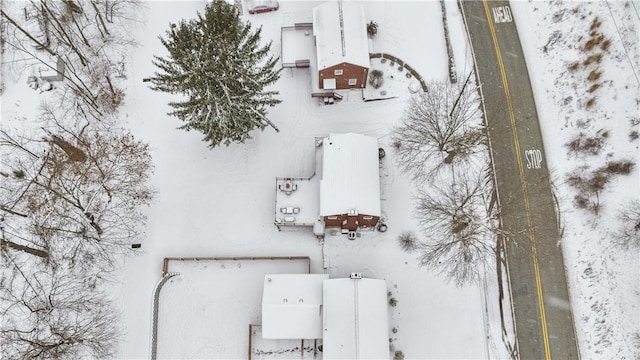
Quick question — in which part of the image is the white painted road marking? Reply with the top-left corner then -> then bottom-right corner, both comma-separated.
525,149 -> 543,169
492,6 -> 513,23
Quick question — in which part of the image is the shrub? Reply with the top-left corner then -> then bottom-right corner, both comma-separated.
587,68 -> 603,81
603,160 -> 635,175
586,97 -> 597,108
629,131 -> 639,141
568,62 -> 580,72
566,173 -> 584,189
398,231 -> 418,252
565,132 -> 605,156
584,54 -> 603,66
388,297 -> 398,307
566,167 -> 603,214
369,69 -> 384,89
394,350 -> 405,360
567,160 -> 635,215
574,194 -> 590,209
587,169 -> 609,193
367,21 -> 378,37
584,34 -> 605,51
587,83 -> 601,93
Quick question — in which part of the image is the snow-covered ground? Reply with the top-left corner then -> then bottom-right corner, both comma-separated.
114,1 -> 487,359
1,0 -> 637,359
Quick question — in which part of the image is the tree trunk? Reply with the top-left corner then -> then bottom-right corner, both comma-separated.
71,14 -> 91,47
0,205 -> 29,218
91,1 -> 110,37
105,75 -> 115,94
1,238 -> 49,258
0,10 -> 56,56
40,1 -> 88,66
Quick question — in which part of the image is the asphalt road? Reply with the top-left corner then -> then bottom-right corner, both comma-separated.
458,1 -> 580,359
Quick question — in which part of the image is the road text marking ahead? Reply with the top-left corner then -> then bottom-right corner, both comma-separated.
525,149 -> 543,169
492,6 -> 513,23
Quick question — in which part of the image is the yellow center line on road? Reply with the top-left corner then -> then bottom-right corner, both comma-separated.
481,1 -> 552,359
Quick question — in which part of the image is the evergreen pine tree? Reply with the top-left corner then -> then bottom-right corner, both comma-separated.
150,0 -> 281,147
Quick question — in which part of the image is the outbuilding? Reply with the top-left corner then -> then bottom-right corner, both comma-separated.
312,1 -> 369,90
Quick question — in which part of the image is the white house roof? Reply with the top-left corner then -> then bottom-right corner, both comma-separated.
319,133 -> 381,217
312,1 -> 370,70
261,274 -> 329,339
322,278 -> 389,359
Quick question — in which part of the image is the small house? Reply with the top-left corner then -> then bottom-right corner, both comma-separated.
320,133 -> 381,232
312,1 -> 369,90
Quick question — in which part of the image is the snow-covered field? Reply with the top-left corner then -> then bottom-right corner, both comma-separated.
1,0 -> 637,359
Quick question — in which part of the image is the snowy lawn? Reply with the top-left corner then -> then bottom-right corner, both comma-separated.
114,1 -> 488,359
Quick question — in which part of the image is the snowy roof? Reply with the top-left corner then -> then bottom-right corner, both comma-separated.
322,278 -> 389,359
261,274 -> 329,339
312,1 -> 370,70
319,133 -> 381,217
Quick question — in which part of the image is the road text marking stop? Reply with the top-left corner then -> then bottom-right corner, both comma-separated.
525,149 -> 543,169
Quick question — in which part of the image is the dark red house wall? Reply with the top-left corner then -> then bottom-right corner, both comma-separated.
323,214 -> 380,231
318,63 -> 368,90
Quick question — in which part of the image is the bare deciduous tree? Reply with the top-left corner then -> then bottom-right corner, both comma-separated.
1,3 -> 146,356
0,264 -> 120,359
613,200 -> 640,249
0,0 -> 141,116
392,75 -> 484,181
0,111 -> 153,270
414,168 -> 496,286
391,75 -> 495,286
